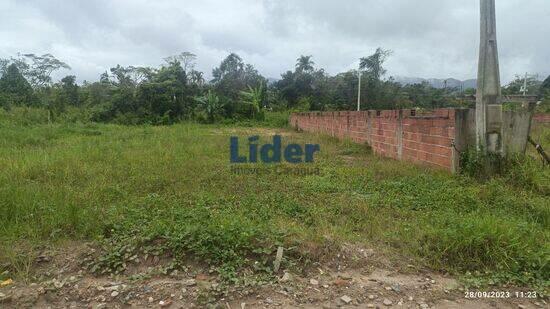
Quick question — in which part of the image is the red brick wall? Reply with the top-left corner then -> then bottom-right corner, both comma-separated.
290,109 -> 457,171
401,110 -> 455,170
533,114 -> 550,124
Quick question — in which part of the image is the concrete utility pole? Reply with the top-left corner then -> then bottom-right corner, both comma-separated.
476,0 -> 503,154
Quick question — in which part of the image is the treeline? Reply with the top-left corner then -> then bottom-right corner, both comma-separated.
1,50 -> 549,125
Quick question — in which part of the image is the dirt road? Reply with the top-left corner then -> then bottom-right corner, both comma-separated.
0,243 -> 545,308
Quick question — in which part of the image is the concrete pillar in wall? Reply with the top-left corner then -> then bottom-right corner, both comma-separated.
502,104 -> 536,155
397,110 -> 404,160
453,109 -> 477,173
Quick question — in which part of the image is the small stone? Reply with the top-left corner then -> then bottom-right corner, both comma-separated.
53,280 -> 64,289
518,305 -> 526,309
430,280 -> 435,284
310,279 -> 319,286
420,304 -> 429,309
368,295 -> 376,300
333,278 -> 349,287
367,304 -> 375,308
280,272 -> 291,282
148,297 -> 154,303
181,288 -> 187,293
241,303 -> 246,309
322,284 -> 329,288
273,246 -> 284,273
385,287 -> 392,291
183,279 -> 196,286
408,296 -> 413,301
398,301 -> 403,305
266,298 -> 273,304
36,255 -> 51,263
110,291 -> 119,297
159,300 -> 172,307
383,299 -> 393,306
391,284 -> 401,293
340,295 -> 352,304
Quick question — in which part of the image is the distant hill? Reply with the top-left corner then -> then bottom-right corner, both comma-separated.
392,76 -> 477,89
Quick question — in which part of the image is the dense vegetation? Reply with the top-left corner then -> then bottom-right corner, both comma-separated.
2,51 -> 549,126
0,109 -> 548,292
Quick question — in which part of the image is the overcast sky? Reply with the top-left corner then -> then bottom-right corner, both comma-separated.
1,0 -> 549,84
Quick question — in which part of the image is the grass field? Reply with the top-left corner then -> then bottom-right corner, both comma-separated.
0,108 -> 549,293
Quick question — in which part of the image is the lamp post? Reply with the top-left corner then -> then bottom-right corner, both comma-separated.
357,68 -> 362,111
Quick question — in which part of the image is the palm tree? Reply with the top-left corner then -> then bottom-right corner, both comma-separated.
296,55 -> 315,73
195,90 -> 224,123
190,70 -> 205,86
359,48 -> 392,81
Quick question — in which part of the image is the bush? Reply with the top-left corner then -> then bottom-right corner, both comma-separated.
0,106 -> 50,126
460,148 -> 549,194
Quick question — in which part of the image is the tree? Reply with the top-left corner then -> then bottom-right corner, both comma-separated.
60,75 -> 79,106
538,75 -> 550,98
164,52 -> 197,73
0,63 -> 34,107
330,71 -> 360,110
211,53 -> 265,116
360,48 -> 392,82
104,65 -> 155,88
296,55 -> 315,73
276,56 -> 319,109
502,74 -> 542,96
539,75 -> 550,112
190,70 -> 205,86
359,48 -> 393,109
17,53 -> 71,88
212,53 -> 245,84
80,80 -> 112,108
0,59 -> 9,76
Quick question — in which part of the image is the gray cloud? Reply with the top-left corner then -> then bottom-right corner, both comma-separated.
1,0 -> 548,83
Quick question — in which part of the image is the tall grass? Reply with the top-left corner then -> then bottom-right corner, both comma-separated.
0,110 -> 548,291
